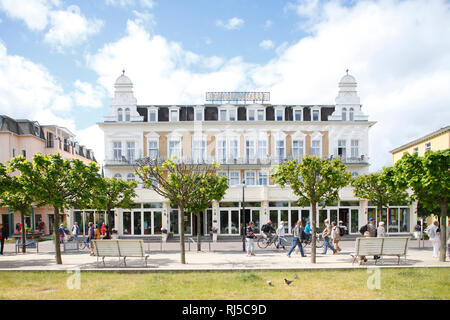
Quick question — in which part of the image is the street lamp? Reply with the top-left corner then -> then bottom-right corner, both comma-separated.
241,179 -> 246,252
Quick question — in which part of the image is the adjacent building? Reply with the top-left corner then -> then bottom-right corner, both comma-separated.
0,115 -> 96,235
86,72 -> 415,239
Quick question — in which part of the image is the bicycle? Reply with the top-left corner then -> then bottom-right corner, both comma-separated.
257,233 -> 280,249
302,233 -> 324,248
79,239 -> 91,251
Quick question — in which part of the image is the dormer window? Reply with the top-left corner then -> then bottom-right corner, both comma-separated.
293,107 -> 303,121
275,107 -> 285,121
311,107 -> 321,121
247,105 -> 265,121
148,107 -> 158,122
194,106 -> 204,121
218,106 -> 237,121
169,107 -> 179,122
349,108 -> 354,121
118,108 -> 123,121
125,108 -> 131,121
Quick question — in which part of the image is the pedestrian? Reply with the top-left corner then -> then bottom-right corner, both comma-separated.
246,221 -> 256,256
102,225 -> 111,240
15,222 -> 21,233
321,219 -> 337,255
88,222 -> 95,256
94,224 -> 101,240
377,221 -> 386,238
38,220 -> 45,233
360,231 -> 371,264
304,221 -> 312,243
0,223 -> 8,255
100,222 -> 106,236
414,223 -> 421,240
287,220 -> 306,258
276,221 -> 286,250
72,222 -> 79,241
427,221 -> 440,258
367,218 -> 377,237
338,220 -> 347,236
331,222 -> 342,252
261,220 -> 276,240
58,224 -> 66,243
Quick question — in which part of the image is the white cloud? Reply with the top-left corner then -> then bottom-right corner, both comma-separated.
105,0 -> 154,8
0,0 -> 59,31
72,80 -> 105,109
259,40 -> 275,50
76,124 -> 104,166
44,6 -> 104,51
216,17 -> 244,30
264,19 -> 273,29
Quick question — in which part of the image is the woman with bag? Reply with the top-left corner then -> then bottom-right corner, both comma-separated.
331,222 -> 341,252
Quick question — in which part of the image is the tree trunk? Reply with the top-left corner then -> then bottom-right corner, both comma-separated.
20,210 -> 26,253
53,206 -> 62,264
311,201 -> 317,264
179,206 -> 186,264
107,206 -> 113,231
439,199 -> 448,262
197,212 -> 201,252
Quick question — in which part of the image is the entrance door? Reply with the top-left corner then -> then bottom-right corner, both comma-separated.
338,208 -> 349,234
1,214 -> 10,237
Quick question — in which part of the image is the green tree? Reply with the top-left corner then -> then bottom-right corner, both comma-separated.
272,156 -> 350,264
21,153 -> 101,264
392,149 -> 449,262
351,168 -> 410,226
135,157 -> 223,264
0,157 -> 36,253
90,177 -> 138,229
185,171 -> 228,251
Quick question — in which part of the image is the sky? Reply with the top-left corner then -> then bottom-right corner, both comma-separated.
0,0 -> 449,171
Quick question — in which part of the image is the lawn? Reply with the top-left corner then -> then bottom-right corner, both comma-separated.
0,268 -> 448,300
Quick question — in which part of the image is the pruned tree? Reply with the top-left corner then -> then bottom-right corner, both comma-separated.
20,153 -> 101,264
90,177 -> 138,230
135,157 -> 223,264
272,156 -> 350,264
185,171 -> 228,251
0,157 -> 36,253
351,168 -> 410,225
392,149 -> 449,262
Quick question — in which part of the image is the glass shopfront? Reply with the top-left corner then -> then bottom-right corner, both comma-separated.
366,206 -> 410,233
219,203 -> 261,235
121,203 -> 164,236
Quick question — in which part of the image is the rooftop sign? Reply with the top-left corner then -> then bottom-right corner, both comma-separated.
206,92 -> 270,103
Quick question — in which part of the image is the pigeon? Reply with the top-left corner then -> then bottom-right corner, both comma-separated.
267,280 -> 272,286
293,273 -> 298,279
284,278 -> 293,285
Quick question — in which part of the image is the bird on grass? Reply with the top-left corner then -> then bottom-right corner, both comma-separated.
267,280 -> 272,286
293,273 -> 298,279
284,278 -> 293,285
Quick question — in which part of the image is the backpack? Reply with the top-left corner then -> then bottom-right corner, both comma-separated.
339,226 -> 345,237
261,224 -> 270,233
359,224 -> 368,235
94,228 -> 100,239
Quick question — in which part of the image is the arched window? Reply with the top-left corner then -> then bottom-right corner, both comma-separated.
342,108 -> 347,121
127,173 -> 135,181
125,108 -> 131,121
114,173 -> 122,179
117,108 -> 123,122
349,108 -> 354,121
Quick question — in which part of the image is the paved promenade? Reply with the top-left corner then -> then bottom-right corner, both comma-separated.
0,239 -> 448,271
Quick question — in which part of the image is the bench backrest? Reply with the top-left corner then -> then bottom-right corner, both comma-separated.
356,238 -> 383,255
117,240 -> 145,257
93,240 -> 120,257
381,237 -> 409,255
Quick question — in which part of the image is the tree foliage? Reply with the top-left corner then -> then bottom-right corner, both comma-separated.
392,149 -> 449,262
272,156 -> 350,263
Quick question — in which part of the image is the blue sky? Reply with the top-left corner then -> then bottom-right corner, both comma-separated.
0,0 -> 449,169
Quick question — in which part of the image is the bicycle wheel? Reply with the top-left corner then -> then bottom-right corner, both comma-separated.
316,235 -> 324,248
257,236 -> 270,249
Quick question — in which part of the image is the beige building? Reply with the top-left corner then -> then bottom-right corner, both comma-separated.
0,115 -> 96,235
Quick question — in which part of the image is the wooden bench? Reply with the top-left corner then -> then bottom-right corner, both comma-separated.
351,237 -> 409,265
92,240 -> 149,267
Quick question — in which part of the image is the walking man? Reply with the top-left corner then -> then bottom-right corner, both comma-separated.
322,219 -> 337,255
276,221 -> 286,250
72,222 -> 79,241
331,221 -> 342,252
428,221 -> 440,258
287,220 -> 306,258
246,221 -> 256,256
88,222 -> 95,256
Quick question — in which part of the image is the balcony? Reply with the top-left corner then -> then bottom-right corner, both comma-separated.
328,155 -> 369,165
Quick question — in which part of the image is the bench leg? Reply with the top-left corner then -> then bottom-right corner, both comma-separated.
144,256 -> 148,267
102,256 -> 106,267
123,257 -> 127,267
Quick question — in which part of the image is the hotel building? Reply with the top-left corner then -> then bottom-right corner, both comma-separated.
0,115 -> 96,235
88,72 -> 415,239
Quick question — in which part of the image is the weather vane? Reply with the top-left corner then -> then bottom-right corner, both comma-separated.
122,69 -> 125,75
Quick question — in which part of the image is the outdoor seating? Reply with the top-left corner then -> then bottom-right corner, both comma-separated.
351,237 -> 409,265
92,240 -> 149,267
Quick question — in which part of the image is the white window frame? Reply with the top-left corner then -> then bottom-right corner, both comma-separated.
342,108 -> 347,121
276,139 -> 285,159
310,132 -> 323,157
351,140 -> 359,158
167,133 -> 182,158
245,171 -> 256,186
125,108 -> 131,122
274,106 -> 285,121
425,142 -> 431,152
112,141 -> 122,160
114,173 -> 122,179
191,135 -> 206,162
148,107 -> 158,122
338,139 -> 347,159
169,107 -> 179,122
247,105 -> 265,121
117,108 -> 123,122
349,108 -> 354,121
229,171 -> 240,186
127,141 -> 136,161
258,170 -> 269,185
293,107 -> 304,122
245,138 -> 256,161
311,106 -> 321,122
218,105 -> 237,121
127,173 -> 135,181
194,106 -> 204,121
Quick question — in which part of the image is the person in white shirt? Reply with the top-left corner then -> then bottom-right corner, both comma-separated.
428,221 -> 440,258
72,222 -> 79,241
377,221 -> 386,238
276,221 -> 286,250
